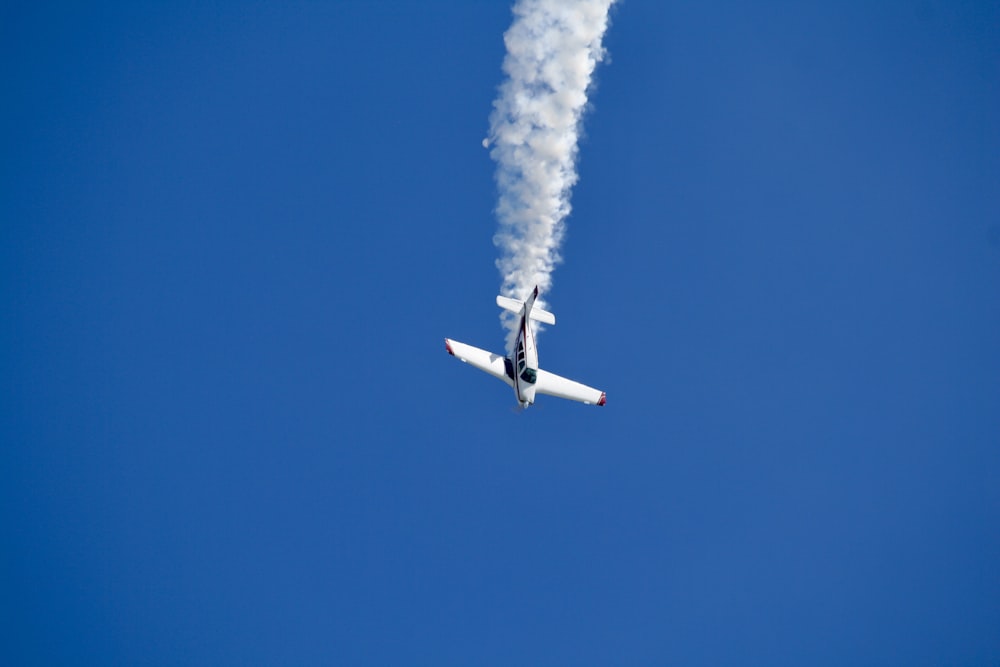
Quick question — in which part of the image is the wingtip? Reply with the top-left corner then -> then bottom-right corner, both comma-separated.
597,392 -> 606,406
444,339 -> 454,356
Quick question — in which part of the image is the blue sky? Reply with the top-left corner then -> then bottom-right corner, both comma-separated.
3,1 -> 999,664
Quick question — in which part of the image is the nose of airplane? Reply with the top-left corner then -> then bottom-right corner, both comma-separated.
519,383 -> 537,406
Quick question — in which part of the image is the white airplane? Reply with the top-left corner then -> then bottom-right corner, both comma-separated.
445,286 -> 606,408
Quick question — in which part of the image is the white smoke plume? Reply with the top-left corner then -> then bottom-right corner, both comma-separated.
486,0 -> 616,351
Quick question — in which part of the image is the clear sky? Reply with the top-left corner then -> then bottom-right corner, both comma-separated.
3,1 -> 999,665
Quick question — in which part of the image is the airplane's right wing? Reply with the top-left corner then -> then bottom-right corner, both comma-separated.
444,339 -> 513,387
535,368 -> 606,406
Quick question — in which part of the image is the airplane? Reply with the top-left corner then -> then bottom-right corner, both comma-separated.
445,286 -> 606,408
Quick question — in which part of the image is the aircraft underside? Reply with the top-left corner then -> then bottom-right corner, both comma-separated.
444,287 -> 605,408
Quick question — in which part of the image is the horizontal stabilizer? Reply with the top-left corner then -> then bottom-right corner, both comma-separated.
496,295 -> 556,326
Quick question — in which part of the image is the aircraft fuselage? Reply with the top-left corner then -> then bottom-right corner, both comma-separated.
510,311 -> 539,407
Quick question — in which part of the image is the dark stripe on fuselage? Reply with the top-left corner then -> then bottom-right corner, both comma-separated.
513,313 -> 528,403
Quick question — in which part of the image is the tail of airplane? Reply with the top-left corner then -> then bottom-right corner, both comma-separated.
496,286 -> 556,325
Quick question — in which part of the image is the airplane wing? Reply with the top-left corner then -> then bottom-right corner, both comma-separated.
444,339 -> 513,387
535,368 -> 606,406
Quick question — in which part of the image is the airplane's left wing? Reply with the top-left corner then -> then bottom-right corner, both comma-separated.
535,368 -> 606,406
444,339 -> 513,387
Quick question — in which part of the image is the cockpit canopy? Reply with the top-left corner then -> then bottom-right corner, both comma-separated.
514,340 -> 536,384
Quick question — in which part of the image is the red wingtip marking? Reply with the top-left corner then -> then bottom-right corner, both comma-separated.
445,339 -> 454,356
597,392 -> 606,406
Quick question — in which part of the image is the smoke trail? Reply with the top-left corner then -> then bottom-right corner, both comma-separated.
485,0 -> 616,351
